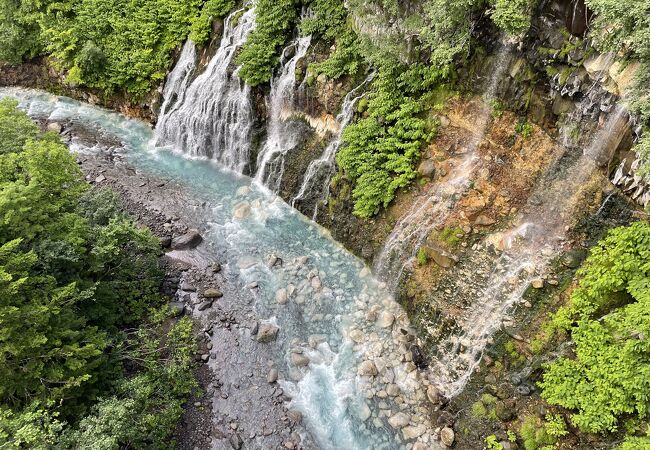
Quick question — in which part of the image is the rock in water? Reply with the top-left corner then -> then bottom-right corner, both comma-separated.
256,323 -> 279,343
171,229 -> 202,250
358,402 -> 372,421
290,352 -> 310,367
233,201 -> 251,220
440,427 -> 455,447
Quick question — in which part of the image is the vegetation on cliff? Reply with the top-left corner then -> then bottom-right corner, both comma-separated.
0,100 -> 196,448
0,0 -> 235,97
539,222 -> 650,446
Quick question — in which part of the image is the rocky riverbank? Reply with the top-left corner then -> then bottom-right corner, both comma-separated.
60,123 -> 316,450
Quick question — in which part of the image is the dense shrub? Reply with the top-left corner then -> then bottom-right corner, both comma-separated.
338,64 -> 442,217
0,100 -> 196,448
236,0 -> 300,86
541,222 -> 650,434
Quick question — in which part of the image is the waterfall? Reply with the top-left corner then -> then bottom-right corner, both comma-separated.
254,35 -> 312,191
157,41 -> 196,119
154,8 -> 256,173
427,106 -> 629,398
291,74 -> 374,219
375,43 -> 514,290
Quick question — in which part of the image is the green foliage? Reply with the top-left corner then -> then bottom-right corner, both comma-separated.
490,0 -> 537,36
338,64 -> 442,217
618,435 -> 650,450
301,0 -> 362,79
541,222 -> 650,434
519,415 -> 557,450
438,226 -> 463,247
416,247 -> 428,266
485,435 -> 504,450
0,101 -> 194,448
236,0 -> 300,86
189,0 -> 235,45
0,0 -> 42,64
585,0 -> 650,125
57,316 -> 197,449
544,414 -> 568,438
515,119 -> 533,139
0,0 -> 227,97
472,401 -> 488,418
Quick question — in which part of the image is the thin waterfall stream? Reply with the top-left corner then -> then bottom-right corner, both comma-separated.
254,35 -> 312,191
292,73 -> 374,219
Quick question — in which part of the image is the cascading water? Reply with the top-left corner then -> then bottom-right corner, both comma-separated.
426,105 -> 630,398
254,35 -> 312,191
3,87 -> 444,450
291,74 -> 374,219
375,43 -> 513,290
154,8 -> 256,173
157,40 -> 196,119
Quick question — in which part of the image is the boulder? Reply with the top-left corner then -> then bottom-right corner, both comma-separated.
287,410 -> 303,423
474,215 -> 496,226
357,360 -> 378,376
440,426 -> 455,447
388,412 -> 410,429
171,229 -> 202,250
276,288 -> 288,305
290,352 -> 310,367
426,385 -> 442,405
402,425 -> 425,440
203,288 -> 223,298
47,122 -> 63,133
358,402 -> 372,421
197,300 -> 213,311
95,174 -> 106,183
417,159 -> 436,178
378,311 -> 395,328
267,368 -> 279,383
233,201 -> 251,220
256,323 -> 279,343
531,278 -> 544,289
